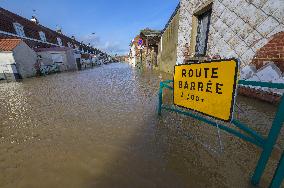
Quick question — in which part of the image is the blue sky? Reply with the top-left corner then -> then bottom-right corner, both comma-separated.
0,0 -> 179,55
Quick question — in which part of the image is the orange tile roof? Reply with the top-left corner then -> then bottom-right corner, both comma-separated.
0,39 -> 22,51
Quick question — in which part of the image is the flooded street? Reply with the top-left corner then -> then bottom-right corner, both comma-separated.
0,63 -> 283,188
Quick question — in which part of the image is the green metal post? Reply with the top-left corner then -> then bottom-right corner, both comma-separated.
232,120 -> 265,145
251,96 -> 284,185
269,151 -> 284,188
158,82 -> 163,116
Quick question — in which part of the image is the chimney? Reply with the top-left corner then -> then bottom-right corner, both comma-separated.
56,25 -> 62,34
31,16 -> 39,24
31,10 -> 39,24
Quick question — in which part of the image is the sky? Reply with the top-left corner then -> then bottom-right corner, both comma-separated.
0,0 -> 179,55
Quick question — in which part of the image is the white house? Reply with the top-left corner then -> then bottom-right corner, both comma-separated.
35,47 -> 78,73
0,39 -> 37,81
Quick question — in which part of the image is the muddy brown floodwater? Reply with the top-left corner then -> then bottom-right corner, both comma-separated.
0,63 -> 283,188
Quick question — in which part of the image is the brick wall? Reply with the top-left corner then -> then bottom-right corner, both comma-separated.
252,32 -> 284,72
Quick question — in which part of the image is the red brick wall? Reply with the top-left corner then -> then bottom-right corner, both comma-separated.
252,32 -> 284,72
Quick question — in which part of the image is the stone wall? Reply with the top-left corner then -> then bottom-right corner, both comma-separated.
177,0 -> 284,68
157,10 -> 180,73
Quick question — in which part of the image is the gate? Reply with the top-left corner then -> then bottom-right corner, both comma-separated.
158,79 -> 284,188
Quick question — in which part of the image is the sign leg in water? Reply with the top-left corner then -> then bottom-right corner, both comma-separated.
173,59 -> 239,122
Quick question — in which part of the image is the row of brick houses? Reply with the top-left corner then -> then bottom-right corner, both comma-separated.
0,7 -> 110,81
129,0 -> 284,103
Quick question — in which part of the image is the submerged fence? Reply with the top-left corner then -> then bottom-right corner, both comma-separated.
158,80 -> 284,188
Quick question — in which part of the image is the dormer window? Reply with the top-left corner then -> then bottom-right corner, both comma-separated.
57,37 -> 62,46
13,23 -> 25,37
39,31 -> 47,42
67,42 -> 72,48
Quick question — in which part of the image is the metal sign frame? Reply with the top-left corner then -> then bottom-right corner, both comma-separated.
158,79 -> 284,187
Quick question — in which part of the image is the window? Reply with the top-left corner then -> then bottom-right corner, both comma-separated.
57,37 -> 63,46
195,9 -> 212,56
13,23 -> 25,37
39,31 -> 47,42
51,53 -> 64,63
67,42 -> 72,48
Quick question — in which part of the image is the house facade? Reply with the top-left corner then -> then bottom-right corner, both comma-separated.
0,7 -> 108,80
35,47 -> 78,73
177,0 -> 283,68
128,0 -> 284,102
154,0 -> 284,74
0,39 -> 37,80
128,29 -> 161,70
176,0 -> 284,102
129,35 -> 141,68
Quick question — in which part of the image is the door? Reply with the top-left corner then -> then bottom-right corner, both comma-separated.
76,58 -> 81,70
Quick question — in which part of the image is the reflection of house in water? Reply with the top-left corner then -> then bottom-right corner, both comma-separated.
0,7 -> 107,81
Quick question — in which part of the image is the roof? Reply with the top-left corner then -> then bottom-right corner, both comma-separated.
140,29 -> 161,37
140,29 -> 161,47
34,47 -> 73,52
0,39 -> 22,51
0,7 -> 104,55
81,54 -> 91,59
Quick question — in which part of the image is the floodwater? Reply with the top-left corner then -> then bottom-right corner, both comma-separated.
0,63 -> 283,188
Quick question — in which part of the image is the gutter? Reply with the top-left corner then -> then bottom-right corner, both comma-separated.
0,30 -> 61,47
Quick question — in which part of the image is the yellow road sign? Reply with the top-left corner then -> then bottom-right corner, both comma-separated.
173,59 -> 239,122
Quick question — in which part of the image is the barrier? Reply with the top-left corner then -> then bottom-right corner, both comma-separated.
158,79 -> 284,187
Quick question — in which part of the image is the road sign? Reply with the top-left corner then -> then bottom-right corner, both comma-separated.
138,38 -> 143,46
173,59 -> 239,122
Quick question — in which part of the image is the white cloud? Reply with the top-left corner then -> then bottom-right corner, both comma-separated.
80,34 -> 128,55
